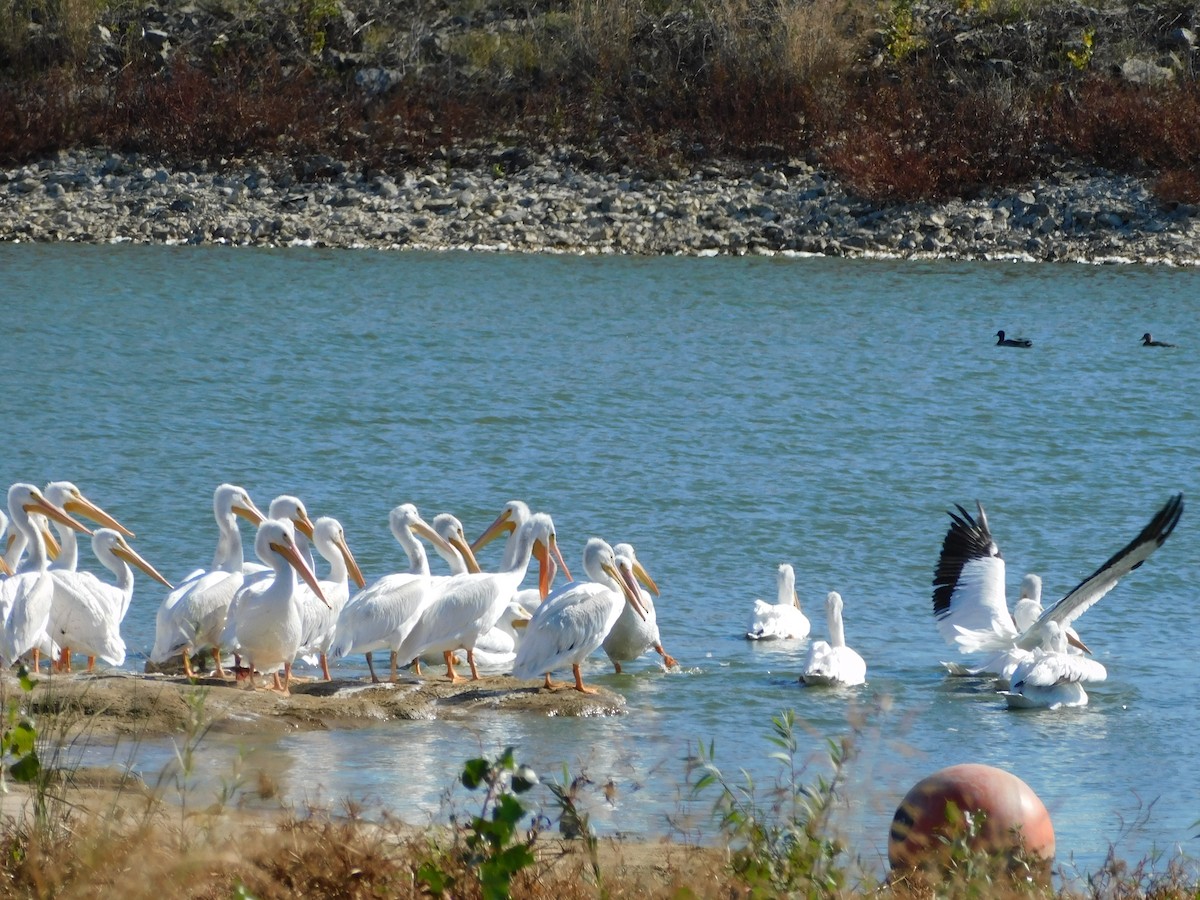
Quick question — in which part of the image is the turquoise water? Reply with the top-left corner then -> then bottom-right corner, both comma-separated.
3,244 -> 1198,876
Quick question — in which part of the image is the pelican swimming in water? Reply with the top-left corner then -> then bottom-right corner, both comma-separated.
222,518 -> 329,694
1,484 -> 93,671
328,504 -> 465,683
399,512 -> 561,683
801,591 -> 866,686
933,494 -> 1183,676
295,516 -> 366,680
46,528 -> 173,670
1001,621 -> 1107,710
513,537 -> 646,693
39,481 -> 138,672
150,484 -> 265,678
602,543 -> 676,673
745,563 -> 810,641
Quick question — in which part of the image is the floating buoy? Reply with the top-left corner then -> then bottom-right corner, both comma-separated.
888,763 -> 1055,871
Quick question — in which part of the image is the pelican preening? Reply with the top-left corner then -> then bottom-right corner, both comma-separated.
746,563 -> 810,641
800,591 -> 866,687
602,543 -> 676,673
512,537 -> 646,693
933,494 -> 1184,692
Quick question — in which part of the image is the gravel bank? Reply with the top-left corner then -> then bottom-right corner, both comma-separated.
3,148 -> 1199,263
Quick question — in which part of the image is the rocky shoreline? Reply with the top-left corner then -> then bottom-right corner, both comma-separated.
3,147 -> 1199,263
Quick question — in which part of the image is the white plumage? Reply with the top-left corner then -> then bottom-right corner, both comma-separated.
1,484 -> 92,670
150,483 -> 265,677
801,591 -> 866,687
222,518 -> 329,694
400,513 -> 558,683
328,504 -> 462,683
746,563 -> 810,641
512,537 -> 646,693
933,495 -> 1183,683
295,516 -> 366,680
1002,622 -> 1107,709
602,542 -> 676,673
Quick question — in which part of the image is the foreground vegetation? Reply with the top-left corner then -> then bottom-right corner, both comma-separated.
0,0 -> 1198,204
0,674 -> 1197,898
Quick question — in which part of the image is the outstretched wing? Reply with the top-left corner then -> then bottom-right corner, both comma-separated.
1017,493 -> 1183,650
932,501 -> 1015,649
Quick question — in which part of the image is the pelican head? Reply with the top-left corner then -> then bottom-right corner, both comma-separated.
268,495 -> 315,540
605,540 -> 647,621
97,528 -> 174,589
613,542 -> 659,596
215,483 -> 266,527
44,481 -> 134,537
432,512 -> 482,574
256,518 -> 329,608
9,483 -> 93,537
389,503 -> 459,562
315,516 -> 366,589
471,499 -> 531,552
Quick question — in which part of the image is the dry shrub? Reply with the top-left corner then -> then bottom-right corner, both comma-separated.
818,74 -> 1045,201
776,0 -> 873,86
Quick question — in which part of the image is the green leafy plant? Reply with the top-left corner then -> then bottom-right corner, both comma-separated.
0,666 -> 41,793
419,747 -> 541,900
688,708 -> 850,899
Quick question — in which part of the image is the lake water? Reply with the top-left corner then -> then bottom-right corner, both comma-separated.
3,244 -> 1198,878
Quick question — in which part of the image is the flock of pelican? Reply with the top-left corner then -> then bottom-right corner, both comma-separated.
744,492 -> 1184,708
0,483 -> 678,695
1,479 -> 1184,708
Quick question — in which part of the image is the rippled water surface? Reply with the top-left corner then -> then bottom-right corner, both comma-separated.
4,244 -> 1198,875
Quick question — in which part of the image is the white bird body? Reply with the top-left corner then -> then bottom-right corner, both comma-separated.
933,495 -> 1183,681
401,513 -> 558,682
603,543 -> 676,673
223,518 -> 328,693
512,537 -> 647,693
1002,622 -> 1107,709
329,504 -> 462,682
46,528 -> 172,669
295,516 -> 365,679
801,591 -> 866,687
746,563 -> 810,641
150,484 -> 265,677
1,485 -> 92,670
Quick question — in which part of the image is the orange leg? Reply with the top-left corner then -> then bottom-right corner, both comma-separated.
213,646 -> 226,679
411,657 -> 423,676
467,649 -> 480,681
365,652 -> 381,683
86,655 -> 96,673
656,645 -> 678,668
320,653 -> 331,681
572,664 -> 598,694
444,650 -> 466,684
543,672 -> 565,690
58,647 -> 72,673
183,648 -> 196,679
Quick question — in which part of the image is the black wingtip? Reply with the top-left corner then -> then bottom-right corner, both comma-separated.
932,500 -> 1001,618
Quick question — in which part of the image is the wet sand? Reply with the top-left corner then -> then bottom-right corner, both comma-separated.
17,669 -> 628,740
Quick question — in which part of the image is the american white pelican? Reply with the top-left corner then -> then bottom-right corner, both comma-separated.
399,512 -> 560,683
222,518 -> 328,694
745,563 -> 811,641
933,494 -> 1183,675
602,543 -> 676,673
1001,622 -> 1107,710
1,484 -> 93,671
328,504 -> 464,683
295,516 -> 366,680
801,591 -> 866,687
150,484 -> 265,678
470,600 -> 533,669
45,528 -> 173,670
40,481 -> 137,672
472,500 -> 571,613
512,537 -> 646,693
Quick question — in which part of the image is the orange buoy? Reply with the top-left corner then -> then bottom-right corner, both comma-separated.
888,763 -> 1055,871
